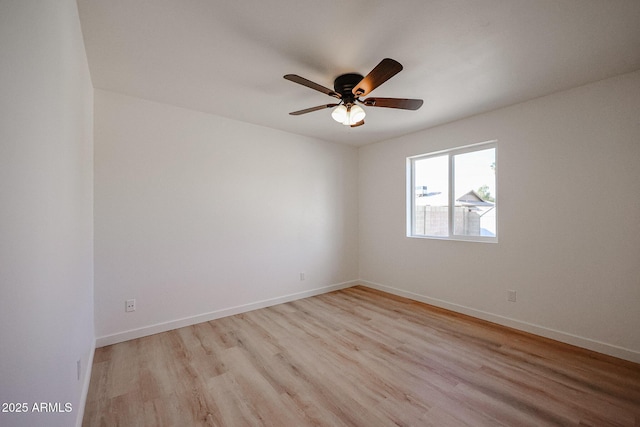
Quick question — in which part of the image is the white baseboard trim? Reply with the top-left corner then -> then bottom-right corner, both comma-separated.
359,279 -> 640,364
76,338 -> 96,427
96,280 -> 358,347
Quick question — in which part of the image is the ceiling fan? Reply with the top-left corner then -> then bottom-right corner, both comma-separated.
284,58 -> 423,128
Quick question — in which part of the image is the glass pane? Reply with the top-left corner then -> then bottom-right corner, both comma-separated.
414,155 -> 449,236
453,148 -> 496,237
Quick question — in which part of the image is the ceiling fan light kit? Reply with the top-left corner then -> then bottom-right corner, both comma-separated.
332,104 -> 366,125
284,58 -> 423,128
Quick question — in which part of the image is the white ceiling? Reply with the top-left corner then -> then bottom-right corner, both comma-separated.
77,0 -> 640,147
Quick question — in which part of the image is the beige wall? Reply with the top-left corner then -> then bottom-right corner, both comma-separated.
359,71 -> 640,362
94,90 -> 359,345
0,1 -> 95,426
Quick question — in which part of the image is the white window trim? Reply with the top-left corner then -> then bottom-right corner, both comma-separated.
407,140 -> 498,243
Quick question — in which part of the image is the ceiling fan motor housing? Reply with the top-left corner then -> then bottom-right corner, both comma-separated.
334,73 -> 364,105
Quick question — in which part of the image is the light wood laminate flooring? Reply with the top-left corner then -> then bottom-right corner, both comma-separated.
83,286 -> 640,426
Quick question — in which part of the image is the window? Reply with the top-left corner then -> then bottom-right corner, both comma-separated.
408,141 -> 497,242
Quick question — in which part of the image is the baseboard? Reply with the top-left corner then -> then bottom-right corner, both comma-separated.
76,338 -> 96,427
359,279 -> 640,364
96,280 -> 358,347
94,278 -> 640,362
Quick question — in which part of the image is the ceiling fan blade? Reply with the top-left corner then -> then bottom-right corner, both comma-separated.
289,103 -> 339,115
350,119 -> 365,128
284,74 -> 341,99
352,58 -> 403,97
362,97 -> 423,110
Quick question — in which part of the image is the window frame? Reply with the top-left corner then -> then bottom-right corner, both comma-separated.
407,140 -> 498,243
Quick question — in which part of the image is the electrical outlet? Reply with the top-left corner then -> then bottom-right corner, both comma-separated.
507,290 -> 517,302
126,299 -> 136,312
300,272 -> 305,281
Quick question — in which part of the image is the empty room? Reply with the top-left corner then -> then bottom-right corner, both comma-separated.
1,1 -> 640,426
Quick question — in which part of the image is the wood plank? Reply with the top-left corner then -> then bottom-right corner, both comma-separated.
83,286 -> 640,426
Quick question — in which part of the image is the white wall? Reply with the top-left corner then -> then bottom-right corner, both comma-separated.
0,1 -> 94,427
94,90 -> 359,344
359,71 -> 640,362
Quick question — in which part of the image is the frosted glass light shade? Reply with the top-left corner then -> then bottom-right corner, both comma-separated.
331,105 -> 348,123
332,104 -> 366,125
349,105 -> 366,124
